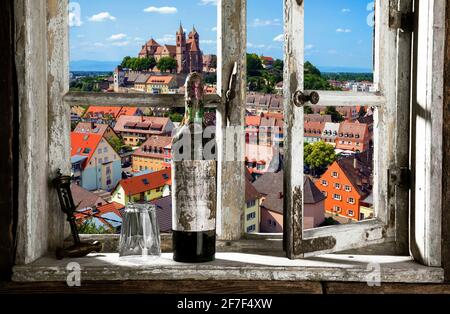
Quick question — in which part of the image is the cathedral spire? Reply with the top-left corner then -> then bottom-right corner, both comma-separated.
178,22 -> 184,34
192,25 -> 197,34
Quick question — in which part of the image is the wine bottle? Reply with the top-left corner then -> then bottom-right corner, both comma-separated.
171,73 -> 217,263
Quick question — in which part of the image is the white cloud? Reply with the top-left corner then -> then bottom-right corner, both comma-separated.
211,27 -> 217,32
69,12 -> 83,27
88,12 -> 116,22
108,33 -> 127,41
341,8 -> 351,13
247,42 -> 266,48
157,34 -> 176,43
198,0 -> 217,5
328,49 -> 338,54
111,41 -> 130,47
250,18 -> 281,27
273,34 -> 284,42
200,39 -> 216,44
134,37 -> 144,42
336,28 -> 352,33
94,42 -> 105,47
305,44 -> 315,50
144,6 -> 178,14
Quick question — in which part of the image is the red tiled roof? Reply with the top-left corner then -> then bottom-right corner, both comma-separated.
71,132 -> 103,166
261,112 -> 283,120
71,184 -> 107,211
83,106 -> 139,119
245,177 -> 262,203
304,121 -> 325,136
73,122 -> 112,138
146,38 -> 161,47
97,202 -> 125,216
164,45 -> 177,54
83,106 -> 121,118
246,116 -> 261,126
147,75 -> 175,85
118,107 -> 139,117
337,122 -> 368,140
260,56 -> 274,62
114,116 -> 171,135
133,135 -> 173,158
117,168 -> 171,196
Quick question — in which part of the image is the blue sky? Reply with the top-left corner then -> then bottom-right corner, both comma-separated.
70,0 -> 374,72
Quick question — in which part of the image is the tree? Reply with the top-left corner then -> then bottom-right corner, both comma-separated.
108,136 -> 125,153
303,61 -> 338,90
77,219 -> 115,234
169,112 -> 184,123
121,56 -> 156,71
325,106 -> 344,123
157,57 -> 177,73
304,141 -> 336,173
121,56 -> 132,68
247,53 -> 263,76
137,57 -> 156,71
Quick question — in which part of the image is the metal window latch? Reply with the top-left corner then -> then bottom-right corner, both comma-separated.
389,9 -> 415,32
225,62 -> 238,122
389,167 -> 412,189
293,90 -> 320,107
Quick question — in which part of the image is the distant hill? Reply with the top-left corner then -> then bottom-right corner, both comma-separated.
318,66 -> 373,74
70,60 -> 120,72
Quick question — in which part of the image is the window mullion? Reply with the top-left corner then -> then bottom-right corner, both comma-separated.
215,0 -> 247,241
63,92 -> 221,108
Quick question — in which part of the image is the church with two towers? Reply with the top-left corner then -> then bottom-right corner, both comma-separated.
138,23 -> 203,74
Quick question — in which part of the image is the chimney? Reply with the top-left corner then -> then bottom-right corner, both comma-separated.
354,157 -> 358,169
91,121 -> 95,130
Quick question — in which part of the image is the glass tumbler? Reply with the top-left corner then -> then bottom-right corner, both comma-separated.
118,203 -> 161,258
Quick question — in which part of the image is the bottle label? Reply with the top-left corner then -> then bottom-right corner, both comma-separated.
172,160 -> 217,232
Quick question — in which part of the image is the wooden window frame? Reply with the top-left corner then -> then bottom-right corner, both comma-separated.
12,0 -> 447,282
283,0 -> 445,265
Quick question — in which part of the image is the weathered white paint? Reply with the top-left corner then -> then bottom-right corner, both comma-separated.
304,90 -> 386,107
47,0 -> 70,253
215,0 -> 246,241
285,0 -> 410,257
411,0 -> 445,267
12,253 -> 444,283
15,0 -> 50,265
64,92 -> 221,108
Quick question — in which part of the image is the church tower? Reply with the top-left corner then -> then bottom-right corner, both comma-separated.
176,23 -> 187,73
188,26 -> 202,73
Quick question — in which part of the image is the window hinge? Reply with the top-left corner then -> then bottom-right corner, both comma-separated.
389,9 -> 415,32
389,167 -> 412,189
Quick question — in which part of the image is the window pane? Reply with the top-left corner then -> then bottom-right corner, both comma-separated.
245,0 -> 283,234
69,0 -> 217,234
304,0 -> 376,92
304,107 -> 375,229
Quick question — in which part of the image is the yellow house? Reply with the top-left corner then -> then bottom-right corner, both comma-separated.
145,75 -> 178,94
133,73 -> 151,91
359,193 -> 374,220
132,135 -> 172,173
244,178 -> 263,233
111,168 -> 171,206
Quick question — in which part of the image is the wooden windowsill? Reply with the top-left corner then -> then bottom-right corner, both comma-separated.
12,252 -> 444,283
